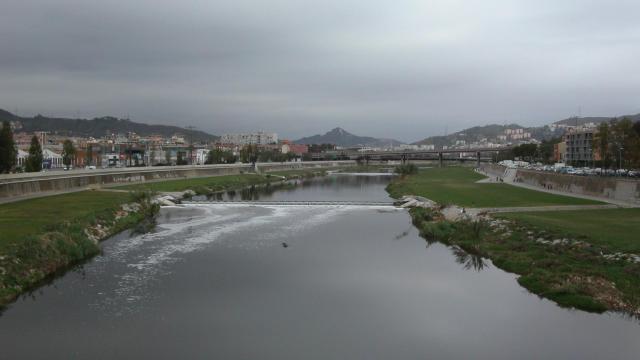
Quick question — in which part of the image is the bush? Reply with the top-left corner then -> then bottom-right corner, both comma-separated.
394,163 -> 418,175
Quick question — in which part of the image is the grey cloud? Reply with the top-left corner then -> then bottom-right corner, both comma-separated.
1,0 -> 639,141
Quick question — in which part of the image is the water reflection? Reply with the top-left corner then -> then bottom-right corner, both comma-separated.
451,246 -> 489,271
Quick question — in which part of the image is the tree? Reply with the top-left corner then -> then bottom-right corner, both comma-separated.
239,144 -> 258,163
62,139 -> 76,167
537,137 -> 561,164
85,144 -> 93,166
206,149 -> 236,164
594,122 -> 611,168
176,151 -> 187,165
25,135 -> 43,172
0,120 -> 18,173
512,143 -> 537,161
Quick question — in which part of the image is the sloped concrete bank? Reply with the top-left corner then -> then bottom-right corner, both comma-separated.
0,161 -> 355,200
478,164 -> 640,205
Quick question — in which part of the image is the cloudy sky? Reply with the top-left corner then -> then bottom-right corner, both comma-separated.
1,0 -> 639,142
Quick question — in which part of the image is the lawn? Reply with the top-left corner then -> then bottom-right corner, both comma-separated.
386,167 -> 603,207
497,208 -> 640,253
115,174 -> 270,193
0,190 -> 130,251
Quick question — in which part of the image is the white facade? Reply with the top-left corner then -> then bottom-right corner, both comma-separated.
220,132 -> 278,145
17,149 -> 28,167
195,149 -> 210,164
42,149 -> 63,168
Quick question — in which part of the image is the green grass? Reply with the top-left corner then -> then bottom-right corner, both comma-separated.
408,207 -> 640,314
497,209 -> 640,253
0,191 -> 130,251
386,167 -> 603,207
0,190 -> 141,306
115,174 -> 270,193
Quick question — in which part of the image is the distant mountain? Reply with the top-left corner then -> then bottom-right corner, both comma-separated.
0,109 -> 218,143
413,113 -> 640,148
554,114 -> 640,126
413,124 -> 533,147
294,127 -> 404,147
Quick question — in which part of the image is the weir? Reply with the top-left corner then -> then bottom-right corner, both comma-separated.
182,200 -> 398,207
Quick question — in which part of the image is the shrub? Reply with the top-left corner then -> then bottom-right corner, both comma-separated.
394,163 -> 418,175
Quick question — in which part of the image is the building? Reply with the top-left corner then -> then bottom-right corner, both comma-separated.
564,128 -> 596,166
553,141 -> 567,163
220,132 -> 278,145
281,144 -> 308,155
195,148 -> 210,165
42,149 -> 63,169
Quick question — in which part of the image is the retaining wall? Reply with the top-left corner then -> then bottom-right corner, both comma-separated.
514,169 -> 640,204
479,164 -> 640,204
0,161 -> 355,199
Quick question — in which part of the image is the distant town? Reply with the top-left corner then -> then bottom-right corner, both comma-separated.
0,112 -> 638,173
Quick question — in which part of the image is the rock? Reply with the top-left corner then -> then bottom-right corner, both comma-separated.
159,198 -> 176,206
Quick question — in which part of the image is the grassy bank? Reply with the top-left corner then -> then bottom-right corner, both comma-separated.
389,167 -> 639,315
0,191 -> 130,250
409,207 -> 640,315
0,191 -> 150,307
386,167 -> 602,207
115,169 -> 333,194
497,209 -> 640,253
115,174 -> 270,193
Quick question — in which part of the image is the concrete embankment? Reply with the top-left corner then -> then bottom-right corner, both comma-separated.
0,161 -> 355,201
478,164 -> 640,205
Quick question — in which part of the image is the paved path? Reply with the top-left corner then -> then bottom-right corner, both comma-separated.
475,169 -> 640,208
469,204 -> 619,215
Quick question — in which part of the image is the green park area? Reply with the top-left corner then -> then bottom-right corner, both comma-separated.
389,167 -> 640,314
0,191 -> 131,251
115,174 -> 271,193
114,168 -> 329,194
497,208 -> 640,253
386,166 -> 602,207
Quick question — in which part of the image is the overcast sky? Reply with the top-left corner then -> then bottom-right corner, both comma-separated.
1,0 -> 639,142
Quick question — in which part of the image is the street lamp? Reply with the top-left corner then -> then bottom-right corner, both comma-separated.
619,146 -> 624,171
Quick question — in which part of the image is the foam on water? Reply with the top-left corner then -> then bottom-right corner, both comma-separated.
90,204 -> 402,313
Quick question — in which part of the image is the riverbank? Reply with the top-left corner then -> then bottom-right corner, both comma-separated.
0,191 -> 153,307
389,167 -> 640,316
0,168 -> 337,308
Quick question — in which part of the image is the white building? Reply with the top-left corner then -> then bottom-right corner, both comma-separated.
42,149 -> 63,169
17,149 -> 28,167
195,149 -> 210,165
220,132 -> 278,145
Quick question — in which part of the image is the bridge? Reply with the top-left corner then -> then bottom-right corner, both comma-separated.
311,146 -> 514,166
183,200 -> 398,207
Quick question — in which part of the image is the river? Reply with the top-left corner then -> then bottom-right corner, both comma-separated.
1,173 -> 639,359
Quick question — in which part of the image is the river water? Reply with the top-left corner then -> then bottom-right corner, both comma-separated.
1,174 -> 639,359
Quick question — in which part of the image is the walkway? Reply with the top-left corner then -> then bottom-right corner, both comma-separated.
475,169 -> 640,208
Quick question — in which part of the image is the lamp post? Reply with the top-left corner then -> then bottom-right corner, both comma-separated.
619,146 -> 624,171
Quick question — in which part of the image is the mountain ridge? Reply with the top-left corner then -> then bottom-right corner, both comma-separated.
294,127 -> 404,147
0,109 -> 218,143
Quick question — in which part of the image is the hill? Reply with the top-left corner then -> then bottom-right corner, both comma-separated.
554,114 -> 640,126
413,113 -> 640,147
413,124 -> 539,147
0,109 -> 218,143
294,127 -> 404,147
